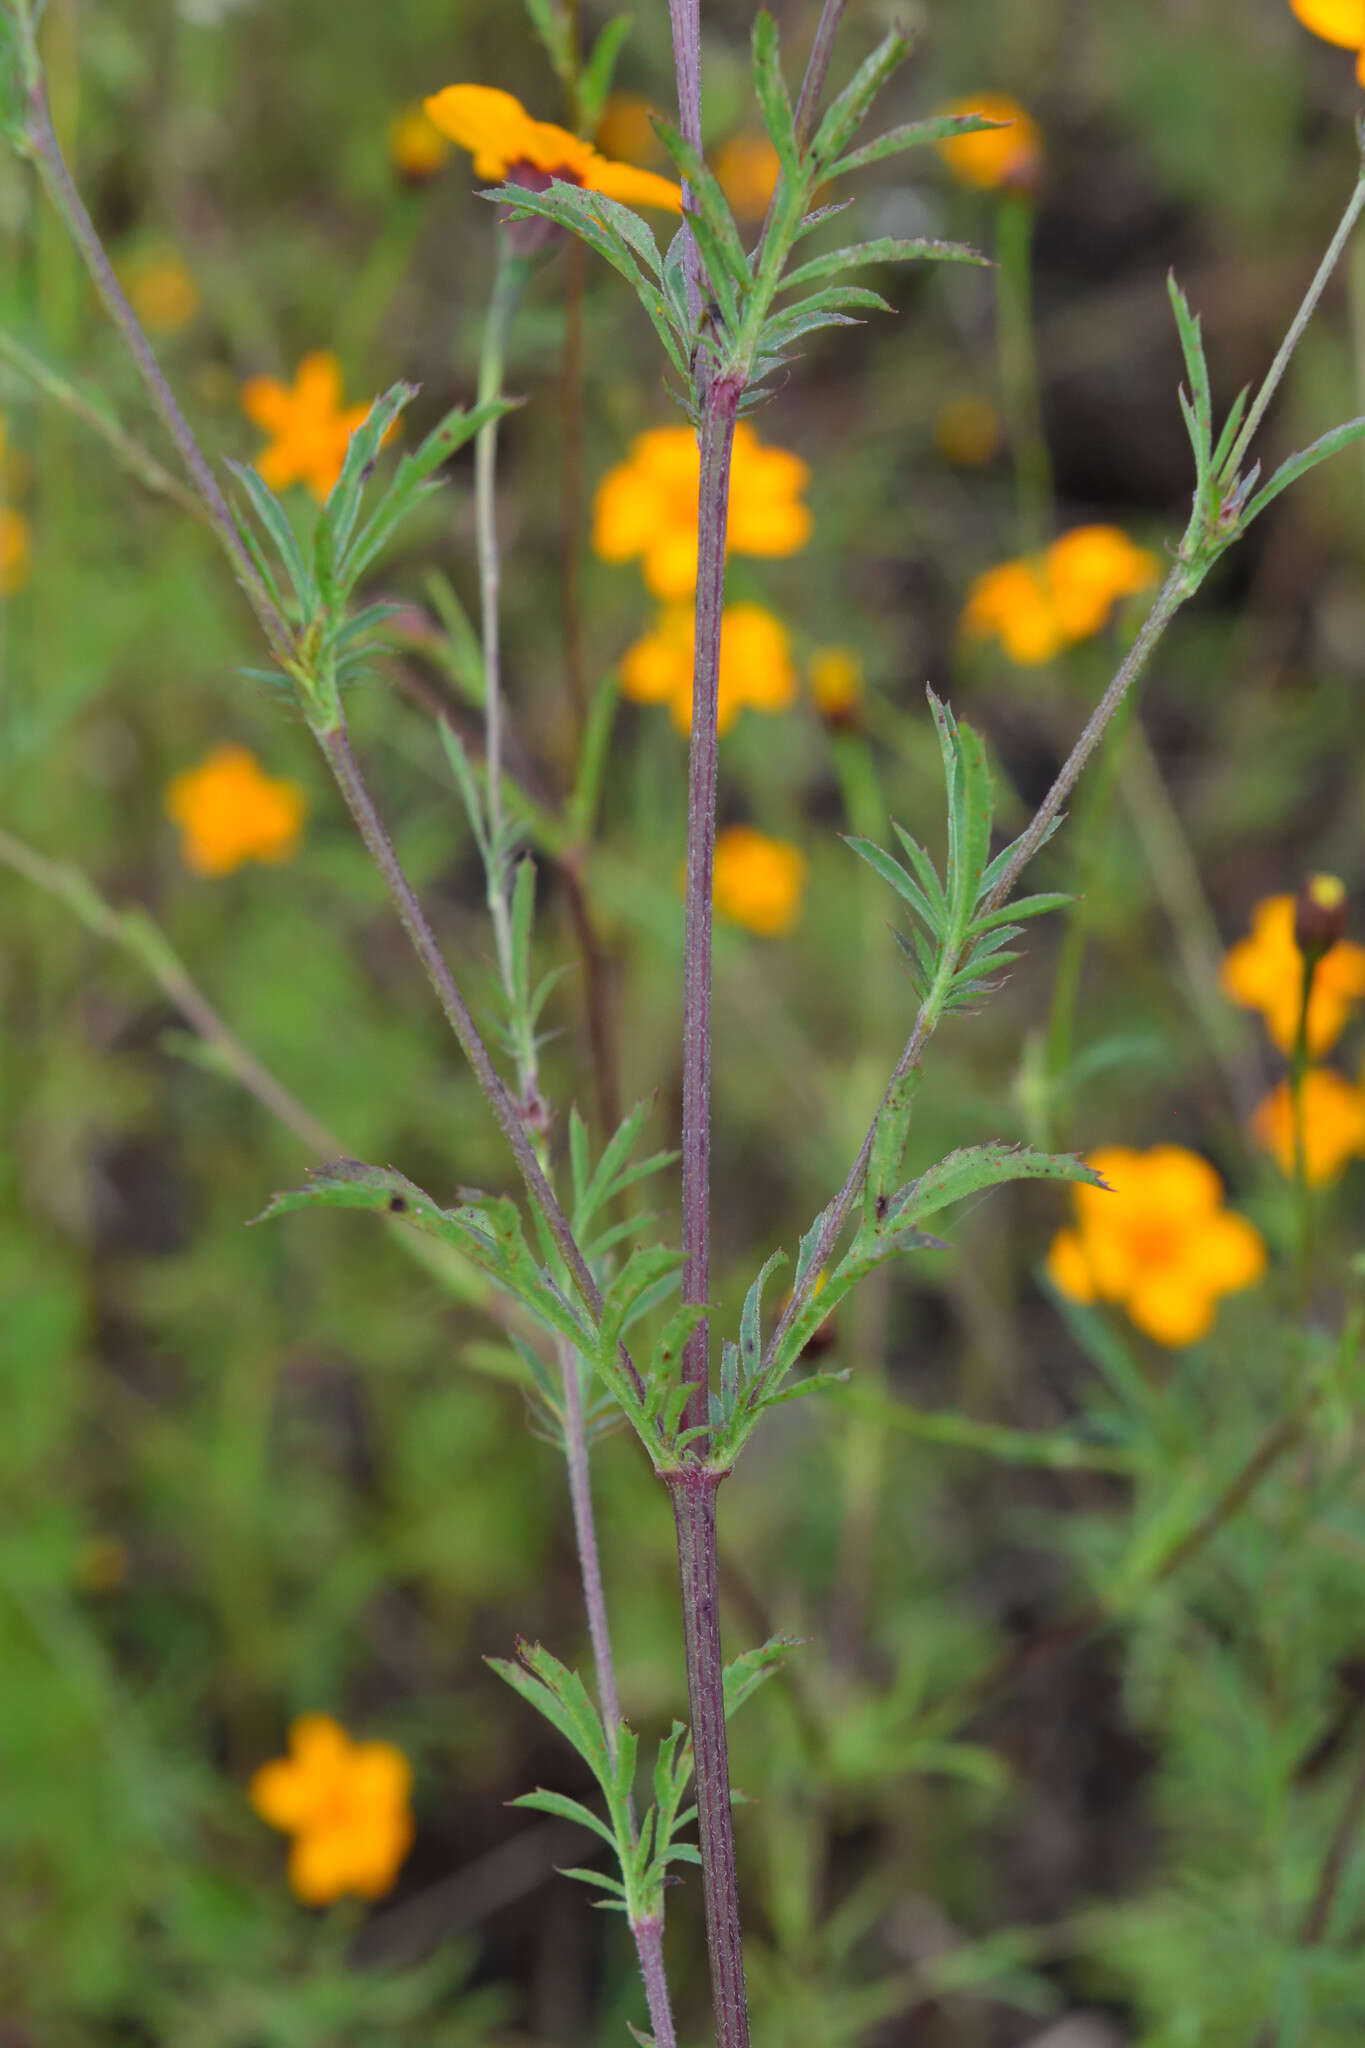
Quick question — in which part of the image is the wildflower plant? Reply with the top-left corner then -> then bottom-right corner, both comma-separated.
9,0 -> 1365,2043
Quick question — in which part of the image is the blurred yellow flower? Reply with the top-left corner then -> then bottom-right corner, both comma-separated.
124,253 -> 199,334
936,93 -> 1044,192
595,93 -> 668,168
808,645 -> 865,724
1252,1069 -> 1365,1183
388,102 -> 453,184
1289,0 -> 1365,83
1047,1144 -> 1266,1347
424,84 -> 682,211
935,396 -> 1003,466
621,602 -> 796,734
1220,894 -> 1365,1056
715,131 -> 782,219
962,525 -> 1159,666
242,352 -> 374,503
593,422 -> 812,598
165,744 -> 307,877
250,1714 -> 414,1906
713,826 -> 808,936
0,507 -> 30,598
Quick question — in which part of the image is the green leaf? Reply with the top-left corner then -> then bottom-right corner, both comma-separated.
579,13 -> 633,133
845,834 -> 940,931
739,1249 -> 787,1386
782,236 -> 987,291
523,0 -> 572,80
968,892 -> 1070,935
723,1636 -> 802,1717
342,397 -> 512,588
1210,384 -> 1251,476
889,1143 -> 1106,1231
438,720 -> 489,856
1238,415 -> 1365,527
831,1385 -> 1134,1470
225,460 -> 313,612
807,29 -> 911,170
1167,272 -> 1212,474
650,118 -> 749,285
823,111 -> 1001,181
323,381 -> 414,562
751,11 -> 799,172
511,1788 -> 619,1849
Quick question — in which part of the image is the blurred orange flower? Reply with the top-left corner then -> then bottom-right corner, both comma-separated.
595,94 -> 668,168
424,84 -> 682,211
713,826 -> 808,936
962,526 -> 1159,665
621,602 -> 796,734
715,132 -> 782,219
165,745 -> 306,877
1252,1069 -> 1365,1184
936,93 -> 1044,192
936,396 -> 1003,467
388,103 -> 453,184
242,353 -> 373,503
1220,894 -> 1365,1055
123,253 -> 199,335
1047,1144 -> 1266,1347
1288,0 -> 1365,83
250,1714 -> 414,1906
593,423 -> 812,598
808,645 -> 865,724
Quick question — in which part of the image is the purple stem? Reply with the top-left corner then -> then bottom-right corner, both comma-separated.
791,0 -> 850,148
666,0 -> 705,316
634,1917 -> 679,2048
679,387 -> 740,1432
668,1469 -> 748,2048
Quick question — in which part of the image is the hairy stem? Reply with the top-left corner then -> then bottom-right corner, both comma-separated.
680,387 -> 740,1433
666,0 -> 704,316
558,1340 -> 622,1749
668,1471 -> 748,2048
791,0 -> 850,150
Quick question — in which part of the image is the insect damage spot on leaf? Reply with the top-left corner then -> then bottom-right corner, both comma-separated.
388,1194 -> 408,1212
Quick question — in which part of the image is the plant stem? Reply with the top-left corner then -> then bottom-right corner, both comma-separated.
791,0 -> 849,150
558,1338 -> 622,1751
20,75 -> 293,663
668,1469 -> 749,2048
1290,952 -> 1318,1306
679,386 -> 740,1435
633,1918 -> 679,2048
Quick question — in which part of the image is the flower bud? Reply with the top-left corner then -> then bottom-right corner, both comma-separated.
1294,873 -> 1348,958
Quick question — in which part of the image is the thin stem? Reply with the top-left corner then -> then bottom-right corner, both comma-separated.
791,0 -> 849,150
668,1471 -> 749,2048
558,1339 -> 622,1751
680,388 -> 740,1434
21,77 -> 293,663
633,1919 -> 679,2048
763,561 -> 1193,1381
1221,167 -> 1365,486
315,723 -> 643,1403
666,0 -> 704,316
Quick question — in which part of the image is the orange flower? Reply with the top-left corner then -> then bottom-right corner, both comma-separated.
123,253 -> 199,335
1288,0 -> 1365,83
250,1714 -> 414,1906
714,132 -> 782,219
712,826 -> 808,936
1047,1144 -> 1266,1347
808,645 -> 865,724
595,94 -> 668,169
423,84 -> 682,212
388,103 -> 453,184
936,93 -> 1044,192
241,353 -> 374,504
1252,1070 -> 1365,1184
1220,895 -> 1365,1056
165,745 -> 307,877
962,525 -> 1159,666
593,422 -> 812,598
621,603 -> 796,734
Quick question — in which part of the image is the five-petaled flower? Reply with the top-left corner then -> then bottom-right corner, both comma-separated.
594,423 -> 812,599
242,352 -> 374,503
250,1714 -> 414,1906
165,745 -> 307,877
424,84 -> 682,212
621,602 -> 796,734
962,525 -> 1160,666
1047,1144 -> 1266,1347
1288,0 -> 1365,83
1220,893 -> 1365,1056
712,826 -> 809,937
936,93 -> 1045,192
1252,1069 -> 1365,1184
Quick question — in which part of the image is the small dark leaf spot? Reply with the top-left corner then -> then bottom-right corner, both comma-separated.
875,1194 -> 889,1220
388,1194 -> 407,1213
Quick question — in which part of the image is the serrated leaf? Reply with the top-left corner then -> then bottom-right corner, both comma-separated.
751,11 -> 799,172
783,236 -> 987,291
890,1144 -> 1106,1230
825,111 -> 1001,181
807,28 -> 911,170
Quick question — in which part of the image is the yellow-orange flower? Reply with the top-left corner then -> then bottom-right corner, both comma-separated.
808,645 -> 865,724
123,253 -> 199,334
593,423 -> 812,598
1252,1070 -> 1365,1184
1047,1144 -> 1266,1347
962,526 -> 1159,666
621,602 -> 796,734
0,507 -> 30,598
1289,0 -> 1365,83
388,103 -> 453,184
595,94 -> 668,169
242,353 -> 375,504
250,1714 -> 414,1906
715,132 -> 782,219
1220,895 -> 1365,1056
936,93 -> 1044,192
424,84 -> 682,212
165,744 -> 307,877
713,826 -> 808,936
936,396 -> 1003,467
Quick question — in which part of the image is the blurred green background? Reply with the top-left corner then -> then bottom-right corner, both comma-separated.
5,0 -> 1365,2042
